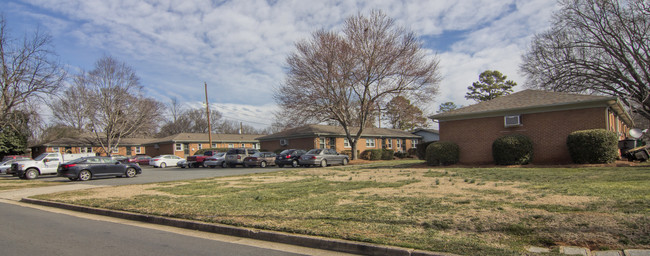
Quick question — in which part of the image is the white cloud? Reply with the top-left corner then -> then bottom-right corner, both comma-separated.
9,0 -> 558,130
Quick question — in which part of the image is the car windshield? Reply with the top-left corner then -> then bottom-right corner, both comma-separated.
306,149 -> 323,154
250,152 -> 262,157
68,157 -> 91,164
216,153 -> 225,157
33,153 -> 50,161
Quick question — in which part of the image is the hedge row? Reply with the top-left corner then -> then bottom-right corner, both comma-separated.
567,129 -> 618,164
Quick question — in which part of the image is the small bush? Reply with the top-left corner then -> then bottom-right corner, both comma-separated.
407,148 -> 417,157
381,149 -> 394,160
567,129 -> 618,164
426,142 -> 459,166
394,152 -> 409,159
492,134 -> 534,165
359,150 -> 372,160
416,141 -> 435,160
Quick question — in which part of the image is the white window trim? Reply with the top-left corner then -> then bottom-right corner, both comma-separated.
175,143 -> 183,151
198,144 -> 203,150
51,147 -> 59,152
366,138 -> 376,148
343,138 -> 351,148
386,139 -> 392,149
135,147 -> 142,154
228,144 -> 234,148
111,147 -> 119,154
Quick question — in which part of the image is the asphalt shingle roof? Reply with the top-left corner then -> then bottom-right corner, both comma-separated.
429,89 -> 628,122
256,124 -> 421,141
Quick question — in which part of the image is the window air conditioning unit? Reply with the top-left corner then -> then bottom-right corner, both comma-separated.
280,139 -> 288,146
504,115 -> 522,127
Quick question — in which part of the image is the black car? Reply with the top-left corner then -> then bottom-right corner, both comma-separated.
275,149 -> 306,167
58,156 -> 142,181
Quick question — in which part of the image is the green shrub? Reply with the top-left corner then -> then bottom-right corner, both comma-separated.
407,148 -> 417,157
361,149 -> 390,160
359,150 -> 372,160
394,152 -> 409,159
381,149 -> 394,160
426,142 -> 459,166
492,134 -> 534,165
416,141 -> 435,160
567,129 -> 618,164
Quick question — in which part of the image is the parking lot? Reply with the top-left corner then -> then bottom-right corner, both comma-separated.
1,165 -> 287,186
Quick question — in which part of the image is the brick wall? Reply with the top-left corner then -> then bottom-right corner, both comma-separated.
439,107 -> 608,164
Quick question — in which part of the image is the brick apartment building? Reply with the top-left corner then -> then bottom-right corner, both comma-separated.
256,124 -> 421,153
429,90 -> 634,164
143,133 -> 261,158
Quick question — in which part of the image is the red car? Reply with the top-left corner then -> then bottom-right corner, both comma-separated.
127,155 -> 151,165
243,152 -> 276,168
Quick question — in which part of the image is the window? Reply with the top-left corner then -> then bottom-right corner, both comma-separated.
135,147 -> 142,154
253,143 -> 259,149
111,147 -> 119,154
175,143 -> 182,151
366,138 -> 376,148
396,139 -> 402,149
212,143 -> 217,148
228,144 -> 234,148
198,144 -> 203,150
386,139 -> 392,149
344,138 -> 351,148
80,147 -> 93,153
241,143 -> 246,147
319,138 -> 326,149
51,147 -> 59,152
411,139 -> 418,146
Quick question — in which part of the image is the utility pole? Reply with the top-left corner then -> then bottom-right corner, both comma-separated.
205,82 -> 212,147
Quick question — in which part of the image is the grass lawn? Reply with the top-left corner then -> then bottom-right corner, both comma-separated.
34,160 -> 650,255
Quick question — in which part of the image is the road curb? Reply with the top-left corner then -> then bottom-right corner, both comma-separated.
21,198 -> 456,256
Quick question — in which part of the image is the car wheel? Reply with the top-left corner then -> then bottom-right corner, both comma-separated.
342,158 -> 348,166
291,160 -> 299,168
260,161 -> 267,168
320,160 -> 327,167
125,168 -> 137,178
25,168 -> 39,180
221,162 -> 227,168
160,162 -> 167,168
78,170 -> 92,181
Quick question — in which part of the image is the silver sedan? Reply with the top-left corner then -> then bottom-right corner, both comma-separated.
298,148 -> 349,167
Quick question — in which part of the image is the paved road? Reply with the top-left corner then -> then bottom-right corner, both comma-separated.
0,165 -> 356,256
0,201 -> 307,256
4,165 -> 288,186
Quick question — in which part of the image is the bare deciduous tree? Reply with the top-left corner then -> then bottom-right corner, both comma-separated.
49,83 -> 89,130
384,96 -> 428,130
521,0 -> 650,121
0,15 -> 65,129
275,10 -> 440,159
71,56 -> 163,155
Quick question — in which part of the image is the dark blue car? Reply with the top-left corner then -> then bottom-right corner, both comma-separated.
58,156 -> 142,181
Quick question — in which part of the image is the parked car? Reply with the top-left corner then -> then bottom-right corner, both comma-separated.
150,155 -> 184,168
57,156 -> 142,181
1,155 -> 30,162
299,148 -> 349,167
110,155 -> 129,162
186,150 -> 220,168
127,155 -> 151,165
0,158 -> 30,174
177,159 -> 188,168
243,152 -> 276,168
204,152 -> 227,168
225,148 -> 259,167
275,149 -> 307,168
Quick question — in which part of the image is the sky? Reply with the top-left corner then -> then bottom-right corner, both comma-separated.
2,0 -> 560,130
